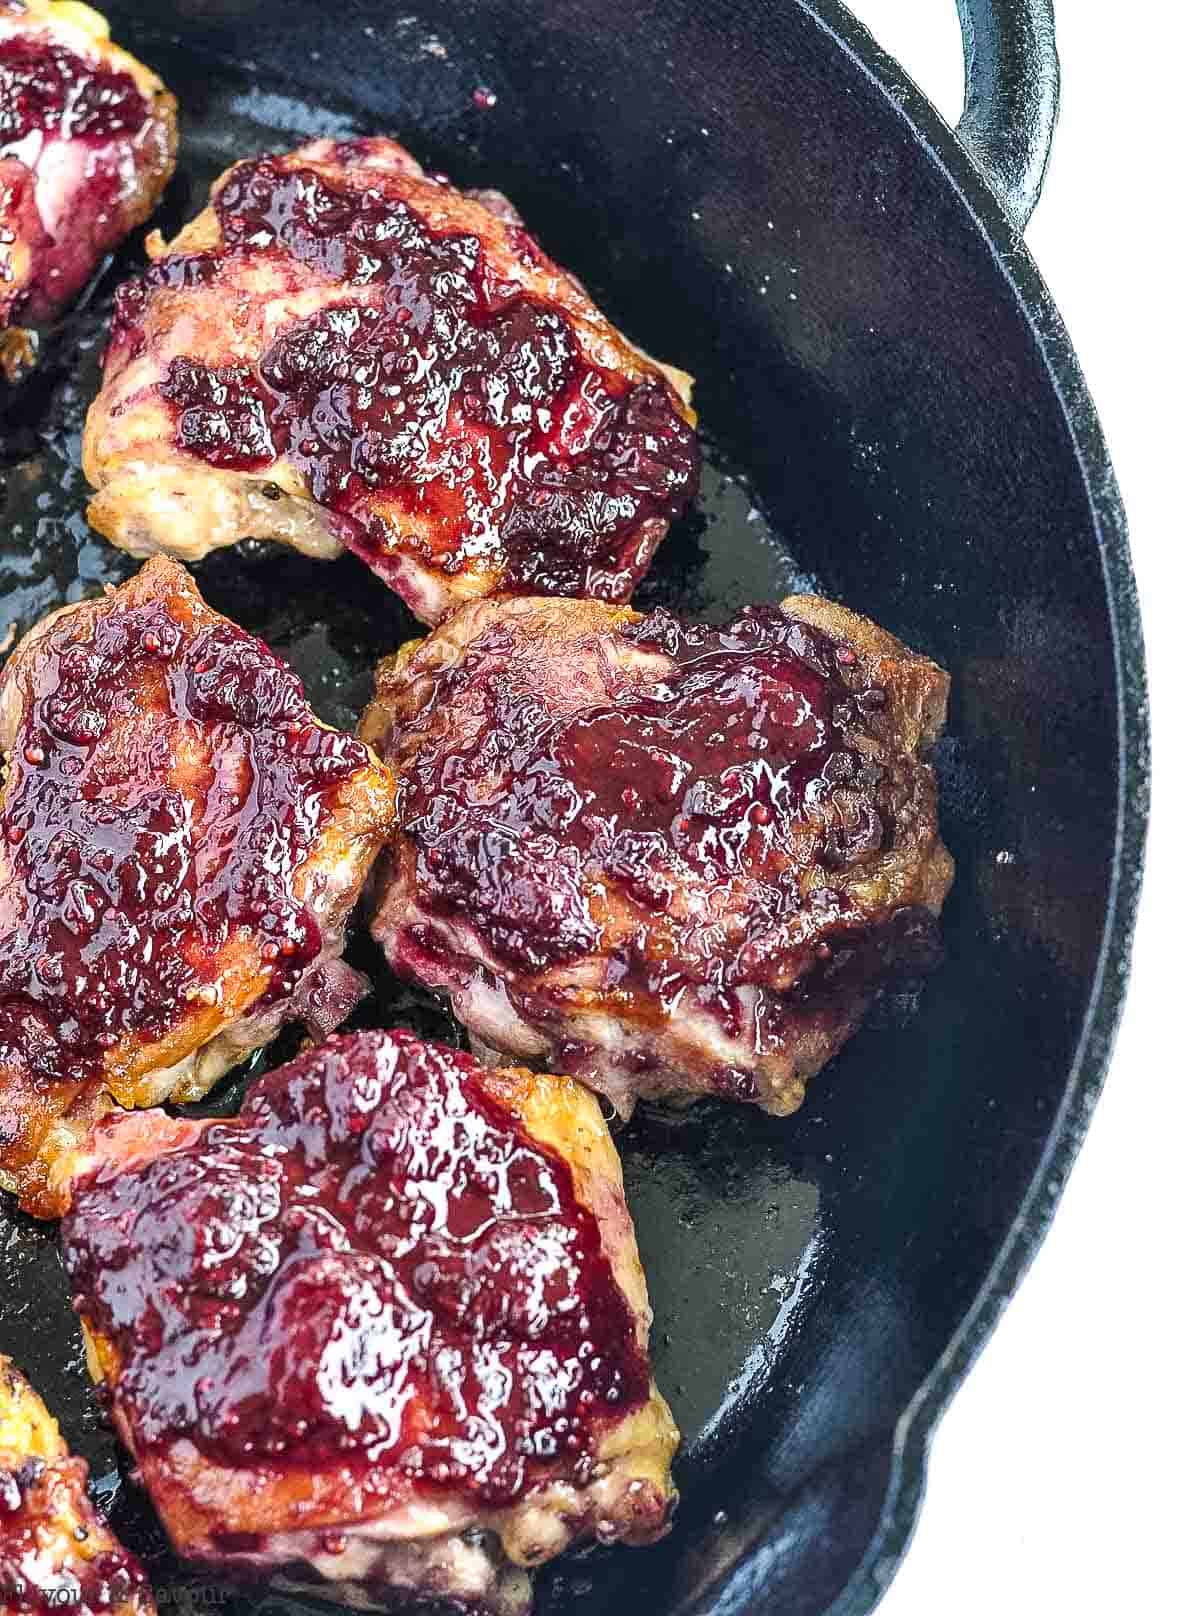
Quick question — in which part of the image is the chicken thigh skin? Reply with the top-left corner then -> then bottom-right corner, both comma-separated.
0,556 -> 395,1217
1,1354 -> 154,1616
61,1029 -> 678,1615
83,136 -> 698,623
363,592 -> 954,1117
0,1 -> 176,379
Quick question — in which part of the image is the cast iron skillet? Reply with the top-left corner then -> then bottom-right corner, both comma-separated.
0,2 -> 1149,1614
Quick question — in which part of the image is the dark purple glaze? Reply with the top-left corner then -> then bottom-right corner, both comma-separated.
62,1030 -> 648,1505
0,30 -> 147,147
163,357 -> 274,468
134,153 -> 698,598
0,581 -> 369,1100
0,13 -> 167,338
398,605 -> 890,981
0,1453 -> 149,1613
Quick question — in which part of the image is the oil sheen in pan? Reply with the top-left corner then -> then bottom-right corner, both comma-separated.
0,56 -> 836,1611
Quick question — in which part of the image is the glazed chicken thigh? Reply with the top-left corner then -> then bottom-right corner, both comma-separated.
82,136 -> 699,623
1,1355 -> 154,1615
0,556 -> 395,1217
61,1029 -> 678,1615
0,0 -> 176,379
363,593 -> 954,1117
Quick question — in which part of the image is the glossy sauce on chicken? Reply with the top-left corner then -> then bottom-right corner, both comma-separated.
62,1032 -> 648,1506
400,605 -> 900,995
0,5 -> 172,340
0,1456 -> 149,1613
112,147 -> 697,598
0,28 -> 146,144
0,594 -> 370,1093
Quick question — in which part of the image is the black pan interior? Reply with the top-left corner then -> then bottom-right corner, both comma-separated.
0,4 -> 1127,1614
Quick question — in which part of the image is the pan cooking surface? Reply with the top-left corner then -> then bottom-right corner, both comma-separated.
0,46 -> 838,1616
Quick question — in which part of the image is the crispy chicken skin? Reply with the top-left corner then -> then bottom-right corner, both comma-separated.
0,1 -> 176,380
61,1030 -> 678,1615
0,1355 -> 154,1615
82,135 -> 699,623
0,556 -> 395,1218
363,593 -> 954,1117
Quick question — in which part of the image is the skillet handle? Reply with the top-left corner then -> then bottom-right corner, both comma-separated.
954,0 -> 1060,229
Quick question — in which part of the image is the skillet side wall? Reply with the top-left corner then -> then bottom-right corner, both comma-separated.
0,3 -> 1135,1615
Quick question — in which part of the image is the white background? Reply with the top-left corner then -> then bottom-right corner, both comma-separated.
846,3 -> 1196,1612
